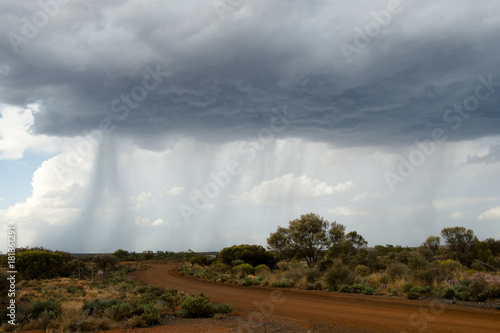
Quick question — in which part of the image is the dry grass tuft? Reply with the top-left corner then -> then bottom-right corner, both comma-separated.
389,277 -> 409,293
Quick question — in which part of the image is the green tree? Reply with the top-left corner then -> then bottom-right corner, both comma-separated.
485,238 -> 500,257
422,236 -> 440,255
218,244 -> 277,268
441,227 -> 477,266
267,213 -> 345,267
141,250 -> 155,260
3,251 -> 64,279
327,231 -> 368,263
113,249 -> 129,261
476,241 -> 492,262
93,254 -> 119,272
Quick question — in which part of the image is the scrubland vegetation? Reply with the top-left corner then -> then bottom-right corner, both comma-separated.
2,213 -> 499,331
0,253 -> 231,332
181,213 -> 500,305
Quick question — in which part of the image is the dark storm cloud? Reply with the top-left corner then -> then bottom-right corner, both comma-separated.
1,0 -> 500,148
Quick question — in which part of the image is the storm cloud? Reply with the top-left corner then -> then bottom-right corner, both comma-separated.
1,0 -> 500,252
1,0 -> 500,149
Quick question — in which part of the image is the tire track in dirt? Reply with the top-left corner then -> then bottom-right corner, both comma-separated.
129,263 -> 500,332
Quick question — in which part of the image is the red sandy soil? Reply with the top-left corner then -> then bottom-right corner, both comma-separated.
123,263 -> 500,332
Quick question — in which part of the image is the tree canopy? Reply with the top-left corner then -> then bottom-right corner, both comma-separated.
441,227 -> 477,265
267,213 -> 347,267
218,244 -> 277,268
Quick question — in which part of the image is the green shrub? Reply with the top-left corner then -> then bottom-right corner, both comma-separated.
232,263 -> 255,276
348,283 -> 366,293
338,284 -> 350,293
109,302 -> 133,321
191,256 -> 211,266
242,277 -> 254,286
324,262 -> 355,291
31,299 -> 62,319
362,286 -> 375,295
138,303 -> 161,325
83,298 -> 119,314
407,289 -> 420,300
406,286 -> 431,300
460,279 -> 471,287
386,263 -> 409,280
231,259 -> 245,266
137,285 -> 179,306
305,267 -> 322,283
255,264 -> 271,275
214,303 -> 233,314
407,252 -> 428,271
305,281 -> 322,290
439,260 -> 462,278
479,286 -> 500,300
467,281 -> 487,298
211,262 -> 232,273
355,265 -> 370,277
11,251 -> 64,280
219,244 -> 277,268
414,265 -> 441,285
442,287 -> 456,299
390,288 -> 398,296
459,291 -> 470,301
318,259 -> 333,272
177,294 -> 215,318
379,274 -> 390,284
272,280 -> 294,288
338,284 -> 374,295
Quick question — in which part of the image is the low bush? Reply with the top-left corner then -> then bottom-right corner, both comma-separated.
177,294 -> 215,318
191,256 -> 212,267
354,265 -> 370,277
407,288 -> 420,300
137,303 -> 161,325
255,264 -> 271,275
318,259 -> 333,272
31,299 -> 62,319
109,302 -> 133,321
211,262 -> 232,273
242,277 -> 255,286
214,303 -> 233,314
272,280 -> 294,288
338,284 -> 350,293
362,286 -> 375,295
386,263 -> 409,281
83,298 -> 119,315
477,286 -> 500,302
338,283 -> 374,295
324,262 -> 355,291
232,263 -> 255,276
305,282 -> 323,290
406,286 -> 431,300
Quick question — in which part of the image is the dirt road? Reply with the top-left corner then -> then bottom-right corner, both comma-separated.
129,264 -> 500,332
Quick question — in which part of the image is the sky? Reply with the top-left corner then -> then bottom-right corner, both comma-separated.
1,0 -> 500,253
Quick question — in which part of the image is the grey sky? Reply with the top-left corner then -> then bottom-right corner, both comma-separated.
1,0 -> 499,146
0,0 -> 499,252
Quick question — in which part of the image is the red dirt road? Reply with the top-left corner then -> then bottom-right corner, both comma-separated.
129,264 -> 500,332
